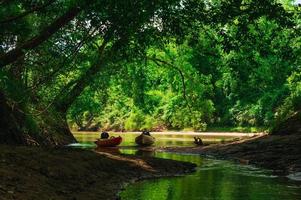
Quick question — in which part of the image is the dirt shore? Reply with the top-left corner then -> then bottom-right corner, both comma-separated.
0,145 -> 196,200
159,134 -> 301,176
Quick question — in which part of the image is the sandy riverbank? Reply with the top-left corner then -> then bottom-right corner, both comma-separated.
158,134 -> 301,176
0,145 -> 195,200
73,131 -> 262,137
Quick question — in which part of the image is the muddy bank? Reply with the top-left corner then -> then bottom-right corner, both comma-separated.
0,145 -> 195,200
159,134 -> 301,175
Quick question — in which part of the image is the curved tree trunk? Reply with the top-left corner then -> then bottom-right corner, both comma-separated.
0,4 -> 142,146
0,92 -> 27,144
0,91 -> 76,146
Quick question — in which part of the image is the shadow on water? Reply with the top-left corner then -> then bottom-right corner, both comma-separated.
120,152 -> 301,200
94,146 -> 122,155
70,132 -> 301,200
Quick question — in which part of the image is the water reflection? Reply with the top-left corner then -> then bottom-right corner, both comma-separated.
72,131 -> 238,148
71,132 -> 301,200
120,152 -> 301,200
94,147 -> 121,155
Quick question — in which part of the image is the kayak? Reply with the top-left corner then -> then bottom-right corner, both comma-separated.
94,136 -> 122,147
135,134 -> 155,146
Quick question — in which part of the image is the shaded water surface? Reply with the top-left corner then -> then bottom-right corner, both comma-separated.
72,132 -> 301,200
120,152 -> 301,200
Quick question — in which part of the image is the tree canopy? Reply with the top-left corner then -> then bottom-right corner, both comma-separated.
0,0 -> 300,144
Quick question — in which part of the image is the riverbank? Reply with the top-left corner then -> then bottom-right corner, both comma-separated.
0,145 -> 196,200
159,134 -> 301,176
73,130 -> 263,137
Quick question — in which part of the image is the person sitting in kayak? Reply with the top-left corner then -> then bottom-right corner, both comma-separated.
194,137 -> 203,145
100,131 -> 109,139
142,130 -> 151,136
135,130 -> 155,146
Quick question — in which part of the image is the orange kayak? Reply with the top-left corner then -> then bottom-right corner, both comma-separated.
94,136 -> 122,147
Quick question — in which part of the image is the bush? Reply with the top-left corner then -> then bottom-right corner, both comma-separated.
124,109 -> 145,131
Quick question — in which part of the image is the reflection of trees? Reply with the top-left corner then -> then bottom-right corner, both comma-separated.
135,149 -> 155,157
94,147 -> 121,155
123,180 -> 171,200
122,153 -> 301,200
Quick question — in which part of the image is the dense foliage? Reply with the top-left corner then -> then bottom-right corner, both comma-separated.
0,0 -> 300,144
68,1 -> 301,131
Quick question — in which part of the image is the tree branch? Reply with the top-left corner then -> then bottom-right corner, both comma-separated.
28,25 -> 98,91
53,39 -> 109,113
147,56 -> 191,109
0,0 -> 56,24
0,5 -> 82,68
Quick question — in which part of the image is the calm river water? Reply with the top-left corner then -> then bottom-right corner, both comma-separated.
72,132 -> 301,200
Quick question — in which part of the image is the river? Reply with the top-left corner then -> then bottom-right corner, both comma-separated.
72,132 -> 301,200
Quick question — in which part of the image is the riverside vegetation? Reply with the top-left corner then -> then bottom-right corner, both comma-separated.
0,0 -> 300,144
0,0 -> 301,199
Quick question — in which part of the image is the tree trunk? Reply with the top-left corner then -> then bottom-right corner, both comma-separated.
0,91 -> 76,146
0,92 -> 27,144
54,40 -> 109,113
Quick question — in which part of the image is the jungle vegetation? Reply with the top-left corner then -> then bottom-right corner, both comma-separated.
0,0 -> 300,145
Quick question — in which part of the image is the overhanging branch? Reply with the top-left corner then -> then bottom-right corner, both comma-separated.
0,5 -> 82,68
0,0 -> 56,24
147,56 -> 191,109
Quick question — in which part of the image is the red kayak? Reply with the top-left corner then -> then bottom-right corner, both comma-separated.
94,136 -> 122,147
